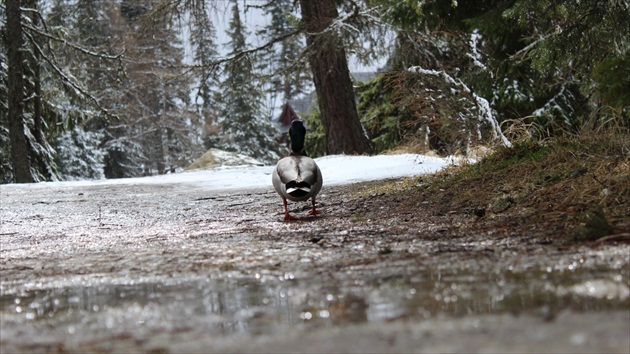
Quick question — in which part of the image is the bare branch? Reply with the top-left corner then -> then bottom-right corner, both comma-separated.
23,30 -> 118,121
182,26 -> 303,72
22,22 -> 124,61
243,0 -> 275,11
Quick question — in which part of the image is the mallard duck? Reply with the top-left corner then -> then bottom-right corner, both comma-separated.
272,120 -> 323,221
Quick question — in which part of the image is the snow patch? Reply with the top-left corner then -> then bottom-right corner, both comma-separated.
1,154 -> 452,192
187,148 -> 265,170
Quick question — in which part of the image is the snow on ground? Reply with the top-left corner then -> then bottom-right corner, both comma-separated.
315,154 -> 448,185
0,154 -> 451,192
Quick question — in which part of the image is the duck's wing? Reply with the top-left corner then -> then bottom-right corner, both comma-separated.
273,156 -> 301,198
311,163 -> 323,197
297,157 -> 322,195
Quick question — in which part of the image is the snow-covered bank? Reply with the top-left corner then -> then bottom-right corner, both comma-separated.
0,154 -> 450,191
315,154 -> 448,185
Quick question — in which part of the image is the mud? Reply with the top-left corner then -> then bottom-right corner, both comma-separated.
1,180 -> 629,353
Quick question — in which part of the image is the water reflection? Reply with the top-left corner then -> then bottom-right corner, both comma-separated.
1,266 -> 628,337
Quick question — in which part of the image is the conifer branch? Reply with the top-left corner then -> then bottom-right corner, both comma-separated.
184,27 -> 303,71
408,66 -> 512,147
23,30 -> 118,121
22,23 -> 125,61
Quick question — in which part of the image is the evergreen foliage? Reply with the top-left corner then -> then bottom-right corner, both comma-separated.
256,0 -> 309,104
301,109 -> 327,158
189,0 -> 220,115
357,75 -> 407,153
359,0 -> 629,153
0,4 -> 11,182
54,127 -> 105,180
4,0 -> 63,182
214,1 -> 279,164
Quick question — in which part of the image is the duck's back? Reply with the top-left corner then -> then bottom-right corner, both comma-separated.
273,155 -> 322,199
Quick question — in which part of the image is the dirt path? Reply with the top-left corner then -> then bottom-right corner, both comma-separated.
1,181 -> 629,353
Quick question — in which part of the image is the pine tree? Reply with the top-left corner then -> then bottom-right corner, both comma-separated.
0,3 -> 12,182
4,0 -> 65,182
257,0 -> 309,103
299,0 -> 373,155
216,1 -> 279,163
5,0 -> 34,182
116,0 -> 201,175
54,128 -> 105,180
504,0 -> 629,130
1,0 -> 127,183
48,0 -> 115,180
190,0 -> 220,111
371,0 -> 629,145
189,0 -> 221,150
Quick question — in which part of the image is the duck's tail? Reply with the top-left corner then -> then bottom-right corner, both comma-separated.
286,181 -> 311,198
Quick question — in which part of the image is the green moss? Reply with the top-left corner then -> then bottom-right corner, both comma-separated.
491,196 -> 516,212
569,206 -> 614,243
480,141 -> 549,167
351,214 -> 368,223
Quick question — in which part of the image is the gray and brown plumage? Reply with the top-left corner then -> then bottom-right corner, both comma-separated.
272,120 -> 323,221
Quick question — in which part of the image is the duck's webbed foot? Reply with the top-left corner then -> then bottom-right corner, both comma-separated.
284,212 -> 300,221
307,198 -> 322,216
283,198 -> 300,221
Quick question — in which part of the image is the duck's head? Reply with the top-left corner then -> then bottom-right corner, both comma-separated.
289,120 -> 306,154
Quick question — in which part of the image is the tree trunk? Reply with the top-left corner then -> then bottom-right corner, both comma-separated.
299,0 -> 372,155
6,0 -> 35,183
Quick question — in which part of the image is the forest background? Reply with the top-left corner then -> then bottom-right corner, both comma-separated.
1,0 -> 628,184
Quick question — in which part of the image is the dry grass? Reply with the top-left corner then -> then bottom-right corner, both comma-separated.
358,131 -> 629,243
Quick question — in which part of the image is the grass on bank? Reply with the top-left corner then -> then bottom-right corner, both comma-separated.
363,131 -> 629,243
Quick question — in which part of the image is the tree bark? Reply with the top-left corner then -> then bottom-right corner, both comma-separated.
6,0 -> 35,183
299,0 -> 372,155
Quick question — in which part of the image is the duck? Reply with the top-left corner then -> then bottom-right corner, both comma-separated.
272,120 -> 323,221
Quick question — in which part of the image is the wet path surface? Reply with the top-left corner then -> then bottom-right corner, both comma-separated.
1,181 -> 629,352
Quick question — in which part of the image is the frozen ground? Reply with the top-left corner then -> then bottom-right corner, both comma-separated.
1,154 -> 629,353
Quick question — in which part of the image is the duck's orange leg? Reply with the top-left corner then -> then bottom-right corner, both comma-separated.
283,198 -> 300,221
307,197 -> 322,216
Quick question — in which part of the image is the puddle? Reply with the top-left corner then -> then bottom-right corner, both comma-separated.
2,265 -> 628,342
